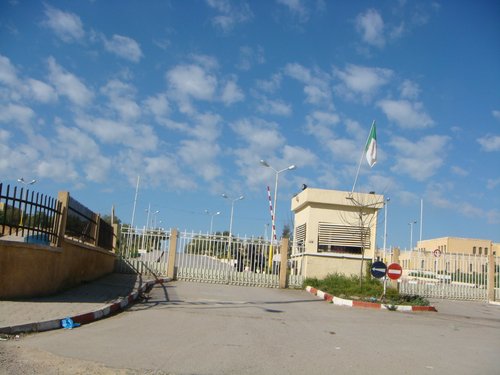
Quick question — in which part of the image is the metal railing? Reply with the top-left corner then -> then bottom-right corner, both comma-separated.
398,251 -> 494,301
117,227 -> 304,288
0,183 -> 62,245
65,195 -> 113,250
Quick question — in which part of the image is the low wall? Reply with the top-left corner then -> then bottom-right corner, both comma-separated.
303,254 -> 366,279
0,238 -> 115,299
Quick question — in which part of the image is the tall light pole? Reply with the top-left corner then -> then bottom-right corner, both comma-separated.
17,178 -> 36,226
222,194 -> 244,237
18,178 -> 37,185
259,160 -> 296,244
408,220 -> 417,251
383,197 -> 390,261
205,210 -> 221,234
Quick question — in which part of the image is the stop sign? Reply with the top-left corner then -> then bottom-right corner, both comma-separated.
387,263 -> 403,280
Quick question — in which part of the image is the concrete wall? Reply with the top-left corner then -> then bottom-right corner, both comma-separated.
0,238 -> 115,299
302,254 -> 366,279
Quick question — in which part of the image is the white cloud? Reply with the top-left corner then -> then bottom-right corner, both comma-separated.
305,110 -> 340,143
75,116 -> 158,151
378,99 -> 433,129
255,73 -> 282,93
36,158 -> 79,182
356,9 -> 385,48
118,150 -> 195,190
256,96 -> 292,116
103,34 -> 143,62
282,144 -> 317,167
277,0 -> 310,23
487,178 -> 500,190
451,166 -> 469,177
55,125 -> 111,182
231,118 -> 285,153
47,57 -> 93,107
179,138 -> 222,181
477,135 -> 500,152
0,103 -> 35,126
144,93 -> 170,118
205,0 -> 253,32
400,79 -> 420,99
167,64 -> 217,101
0,55 -> 19,86
100,79 -> 141,121
390,135 -> 450,181
26,79 -> 57,103
426,182 -> 499,223
43,5 -> 85,43
492,110 -> 500,120
221,80 -> 245,106
334,64 -> 392,100
237,46 -> 265,71
285,63 -> 333,108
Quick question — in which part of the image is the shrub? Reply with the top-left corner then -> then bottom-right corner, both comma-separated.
304,272 -> 429,306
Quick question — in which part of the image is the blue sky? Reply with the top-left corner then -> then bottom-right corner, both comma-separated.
1,1 -> 499,250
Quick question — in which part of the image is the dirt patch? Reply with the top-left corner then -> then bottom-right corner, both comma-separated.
0,341 -> 171,375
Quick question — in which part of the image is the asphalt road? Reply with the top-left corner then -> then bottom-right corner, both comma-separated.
2,281 -> 500,375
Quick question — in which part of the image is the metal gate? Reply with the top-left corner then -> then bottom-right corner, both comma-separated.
396,251 -> 498,302
117,227 -> 304,288
116,226 -> 171,277
176,230 -> 303,288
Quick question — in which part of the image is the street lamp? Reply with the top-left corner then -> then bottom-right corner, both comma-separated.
383,197 -> 390,261
205,210 -> 221,234
259,160 -> 296,244
408,220 -> 417,251
18,177 -> 37,185
221,194 -> 244,237
17,177 -> 36,226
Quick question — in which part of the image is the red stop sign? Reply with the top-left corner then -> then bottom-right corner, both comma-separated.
387,263 -> 403,280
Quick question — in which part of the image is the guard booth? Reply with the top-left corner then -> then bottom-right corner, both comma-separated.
290,187 -> 384,279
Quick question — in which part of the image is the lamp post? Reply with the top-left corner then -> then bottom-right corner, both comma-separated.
17,178 -> 36,226
205,210 -> 221,234
409,220 -> 417,251
222,194 -> 244,237
383,197 -> 390,261
222,194 -> 244,259
259,160 -> 296,244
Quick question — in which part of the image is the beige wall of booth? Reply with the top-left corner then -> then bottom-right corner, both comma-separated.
0,239 -> 115,299
291,188 -> 383,279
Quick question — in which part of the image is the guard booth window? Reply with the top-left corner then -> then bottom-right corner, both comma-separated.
317,222 -> 371,255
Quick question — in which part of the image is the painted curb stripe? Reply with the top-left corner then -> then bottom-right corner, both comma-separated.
306,286 -> 437,313
0,278 -> 171,334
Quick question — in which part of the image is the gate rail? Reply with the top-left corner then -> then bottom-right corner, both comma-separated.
397,251 -> 498,302
117,227 -> 304,288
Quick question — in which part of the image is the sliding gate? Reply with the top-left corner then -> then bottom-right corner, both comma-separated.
176,231 -> 283,288
117,227 -> 304,288
116,226 -> 171,277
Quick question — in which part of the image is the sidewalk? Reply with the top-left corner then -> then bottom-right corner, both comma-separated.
0,273 -> 168,335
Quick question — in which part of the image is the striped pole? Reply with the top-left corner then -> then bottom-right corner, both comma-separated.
267,186 -> 277,242
267,186 -> 276,271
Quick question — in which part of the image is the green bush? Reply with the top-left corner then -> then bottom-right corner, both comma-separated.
304,272 -> 429,306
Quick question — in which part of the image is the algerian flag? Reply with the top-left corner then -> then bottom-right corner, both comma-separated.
365,121 -> 377,167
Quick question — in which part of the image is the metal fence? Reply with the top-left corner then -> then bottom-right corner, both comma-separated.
117,227 -> 304,288
65,196 -> 114,250
116,226 -> 171,276
396,251 -> 497,301
0,183 -> 62,245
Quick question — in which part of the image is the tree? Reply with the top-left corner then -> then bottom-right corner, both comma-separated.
281,224 -> 291,239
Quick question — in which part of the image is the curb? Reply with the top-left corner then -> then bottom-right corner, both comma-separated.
306,286 -> 437,312
0,277 -> 169,335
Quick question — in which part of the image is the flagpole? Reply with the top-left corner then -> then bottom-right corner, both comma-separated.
351,120 -> 375,194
